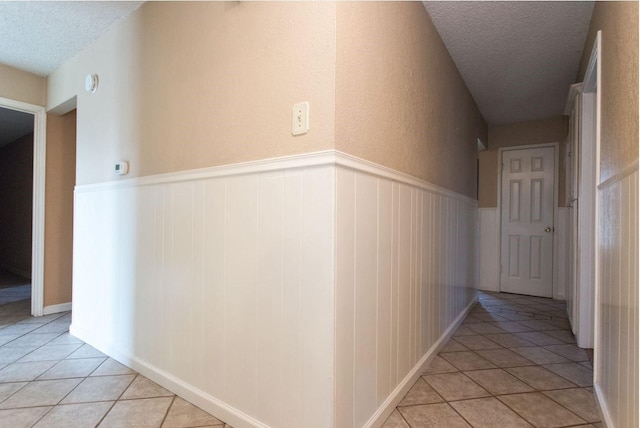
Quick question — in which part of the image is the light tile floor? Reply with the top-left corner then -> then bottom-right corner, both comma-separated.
383,291 -> 602,428
1,282 -> 601,428
0,291 -> 232,428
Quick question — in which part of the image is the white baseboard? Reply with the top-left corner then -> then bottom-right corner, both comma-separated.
71,294 -> 478,428
69,323 -> 267,428
364,294 -> 478,428
593,383 -> 613,428
43,302 -> 72,315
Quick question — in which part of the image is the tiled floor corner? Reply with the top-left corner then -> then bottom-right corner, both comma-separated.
383,291 -> 602,428
0,285 -> 233,428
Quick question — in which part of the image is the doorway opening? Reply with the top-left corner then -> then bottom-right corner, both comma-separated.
42,109 -> 77,315
0,107 -> 34,309
0,97 -> 46,316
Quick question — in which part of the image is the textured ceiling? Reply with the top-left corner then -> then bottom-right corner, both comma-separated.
0,2 -> 143,145
0,108 -> 33,148
423,1 -> 595,125
0,1 -> 143,76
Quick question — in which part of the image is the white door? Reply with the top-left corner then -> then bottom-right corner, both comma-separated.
500,147 -> 555,297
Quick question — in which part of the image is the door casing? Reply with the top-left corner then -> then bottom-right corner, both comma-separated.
0,96 -> 46,316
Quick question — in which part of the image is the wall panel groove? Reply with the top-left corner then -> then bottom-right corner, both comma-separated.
595,164 -> 638,428
335,166 -> 478,428
72,151 -> 477,428
74,163 -> 335,428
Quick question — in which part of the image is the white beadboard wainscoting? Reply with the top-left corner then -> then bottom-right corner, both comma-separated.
335,168 -> 478,427
478,207 -> 569,300
71,150 -> 478,428
594,161 -> 638,428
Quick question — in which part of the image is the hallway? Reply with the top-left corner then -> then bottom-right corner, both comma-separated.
384,291 -> 600,428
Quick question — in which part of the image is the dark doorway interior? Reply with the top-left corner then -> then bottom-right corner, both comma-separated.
0,107 -> 34,309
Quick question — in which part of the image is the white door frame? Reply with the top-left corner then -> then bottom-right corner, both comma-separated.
572,87 -> 597,349
496,142 -> 560,297
563,31 -> 600,349
583,31 -> 602,382
564,83 -> 582,332
0,96 -> 46,316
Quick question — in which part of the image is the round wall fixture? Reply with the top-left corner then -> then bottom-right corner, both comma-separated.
85,74 -> 99,93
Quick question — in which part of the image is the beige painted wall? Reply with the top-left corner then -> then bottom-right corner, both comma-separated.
335,2 -> 487,199
44,110 -> 76,307
478,117 -> 568,208
578,1 -> 638,182
0,64 -> 46,106
0,134 -> 34,276
47,2 -> 486,197
47,2 -> 337,185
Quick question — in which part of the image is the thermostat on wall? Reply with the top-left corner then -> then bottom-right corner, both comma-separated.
114,161 -> 129,175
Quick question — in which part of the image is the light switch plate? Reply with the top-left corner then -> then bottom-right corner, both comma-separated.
292,101 -> 309,136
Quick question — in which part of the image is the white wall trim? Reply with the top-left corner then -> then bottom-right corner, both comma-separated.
75,150 -> 477,205
587,31 -> 603,392
554,207 -> 570,301
70,324 -> 265,428
43,302 -> 72,315
346,294 -> 477,428
334,152 -> 477,204
597,159 -> 639,191
564,83 -> 583,116
573,89 -> 598,347
583,33 -> 599,93
593,383 -> 614,428
75,150 -> 339,192
0,96 -> 46,317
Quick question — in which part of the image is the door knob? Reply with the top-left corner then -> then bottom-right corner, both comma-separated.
544,227 -> 552,233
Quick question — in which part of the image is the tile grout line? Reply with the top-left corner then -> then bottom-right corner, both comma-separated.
29,403 -> 56,427
158,395 -> 177,427
495,392 -> 589,427
93,372 -> 171,427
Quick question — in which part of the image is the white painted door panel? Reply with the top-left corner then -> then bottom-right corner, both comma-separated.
500,147 -> 555,297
